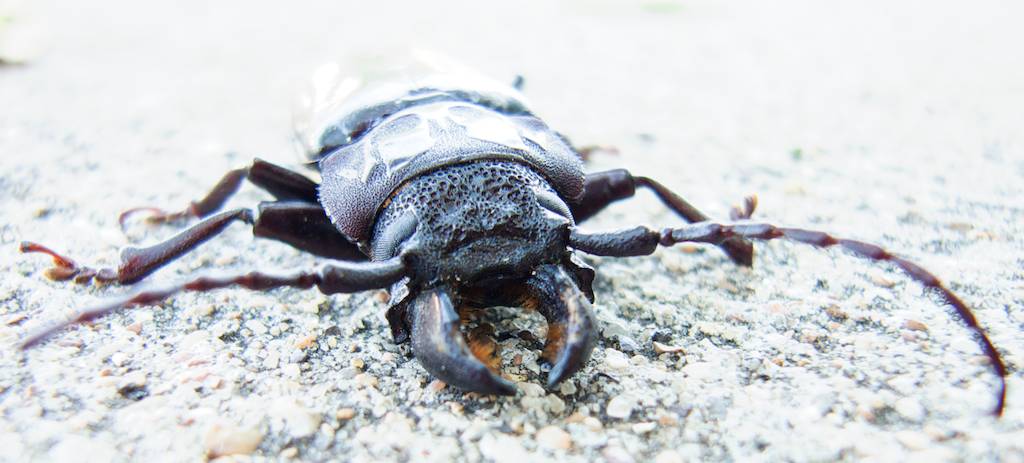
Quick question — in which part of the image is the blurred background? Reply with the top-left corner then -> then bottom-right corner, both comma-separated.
1,0 -> 1021,461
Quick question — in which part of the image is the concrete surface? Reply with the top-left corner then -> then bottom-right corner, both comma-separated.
1,0 -> 1022,461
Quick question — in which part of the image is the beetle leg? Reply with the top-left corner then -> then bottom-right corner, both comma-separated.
569,222 -> 1008,416
18,242 -> 118,284
19,257 -> 406,349
25,201 -> 366,286
410,288 -> 517,395
571,169 -> 754,266
252,201 -> 364,261
23,209 -> 254,285
119,158 -> 319,228
523,265 -> 597,388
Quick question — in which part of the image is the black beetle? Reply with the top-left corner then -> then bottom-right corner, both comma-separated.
20,59 -> 1006,415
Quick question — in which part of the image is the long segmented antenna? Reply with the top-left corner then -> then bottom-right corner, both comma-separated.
19,258 -> 407,350
570,221 -> 1008,416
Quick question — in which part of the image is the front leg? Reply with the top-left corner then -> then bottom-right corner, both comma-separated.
571,169 -> 754,265
23,202 -> 364,286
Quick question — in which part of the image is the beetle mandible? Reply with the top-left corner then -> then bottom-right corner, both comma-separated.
20,56 -> 1007,416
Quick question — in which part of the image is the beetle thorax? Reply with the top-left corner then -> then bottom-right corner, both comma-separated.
370,161 -> 573,286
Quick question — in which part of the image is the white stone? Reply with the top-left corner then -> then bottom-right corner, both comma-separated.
606,395 -> 636,419
535,425 -> 572,450
479,434 -> 529,463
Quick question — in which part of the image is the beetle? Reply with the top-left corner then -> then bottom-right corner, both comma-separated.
20,58 -> 1006,416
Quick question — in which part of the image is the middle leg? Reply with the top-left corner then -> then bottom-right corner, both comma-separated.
119,158 -> 320,227
23,202 -> 364,286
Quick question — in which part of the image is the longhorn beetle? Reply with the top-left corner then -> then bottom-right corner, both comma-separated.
20,58 -> 1006,416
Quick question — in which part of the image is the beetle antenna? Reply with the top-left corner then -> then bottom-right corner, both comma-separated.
570,222 -> 1008,416
20,258 -> 406,350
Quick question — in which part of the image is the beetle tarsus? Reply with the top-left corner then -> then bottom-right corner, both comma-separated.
19,241 -> 118,285
118,207 -> 191,230
729,195 -> 758,221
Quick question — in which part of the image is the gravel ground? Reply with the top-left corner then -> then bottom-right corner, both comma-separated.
2,0 -> 1022,461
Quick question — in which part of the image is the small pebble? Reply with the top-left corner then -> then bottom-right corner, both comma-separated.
564,412 -> 586,424
293,333 -> 317,349
535,425 -> 572,450
195,304 -> 215,317
658,414 -> 678,426
462,420 -> 490,441
653,341 -> 685,354
655,450 -> 684,463
351,357 -> 365,370
519,382 -> 545,397
281,363 -> 301,378
825,305 -> 848,320
336,408 -> 356,420
355,373 -> 378,388
602,445 -> 635,463
205,423 -> 262,458
280,447 -> 299,458
479,434 -> 529,463
583,417 -> 603,430
631,422 -> 656,434
109,353 -> 128,367
125,322 -> 143,335
894,397 -> 925,422
547,394 -> 566,414
617,335 -> 641,354
263,351 -> 280,370
245,319 -> 267,336
604,349 -> 630,370
427,379 -> 447,393
606,395 -> 635,419
270,400 -> 322,438
904,319 -> 928,332
118,371 -> 146,389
